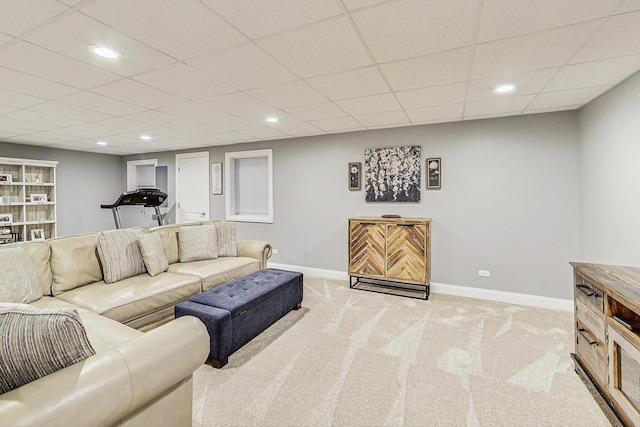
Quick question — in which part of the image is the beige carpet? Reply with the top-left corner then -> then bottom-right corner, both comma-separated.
192,276 -> 610,426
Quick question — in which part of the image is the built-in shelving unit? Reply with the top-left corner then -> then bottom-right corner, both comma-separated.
0,157 -> 58,243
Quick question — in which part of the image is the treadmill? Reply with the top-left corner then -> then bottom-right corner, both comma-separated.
101,188 -> 167,229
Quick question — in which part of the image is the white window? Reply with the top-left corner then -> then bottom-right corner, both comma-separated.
225,149 -> 273,223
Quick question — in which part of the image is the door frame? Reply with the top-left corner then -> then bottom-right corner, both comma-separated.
175,151 -> 209,224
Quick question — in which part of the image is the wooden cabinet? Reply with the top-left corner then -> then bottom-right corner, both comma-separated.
0,157 -> 58,243
571,262 -> 640,427
349,217 -> 430,299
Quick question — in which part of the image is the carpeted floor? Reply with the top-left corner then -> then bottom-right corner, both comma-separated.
192,276 -> 610,426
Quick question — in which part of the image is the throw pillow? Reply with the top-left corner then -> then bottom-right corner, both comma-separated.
0,247 -> 42,303
96,229 -> 146,284
178,225 -> 218,262
137,233 -> 169,276
0,303 -> 96,394
216,221 -> 237,257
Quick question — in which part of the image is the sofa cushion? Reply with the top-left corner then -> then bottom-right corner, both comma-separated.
216,221 -> 237,257
5,241 -> 53,296
0,247 -> 42,303
178,225 -> 218,263
97,229 -> 146,284
150,224 -> 182,264
55,272 -> 201,324
0,303 -> 95,394
49,234 -> 102,296
167,257 -> 260,291
137,233 -> 169,276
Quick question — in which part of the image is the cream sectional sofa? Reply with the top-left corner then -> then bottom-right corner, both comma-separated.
0,222 -> 272,427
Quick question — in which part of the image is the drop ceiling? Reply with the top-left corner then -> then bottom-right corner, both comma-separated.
0,0 -> 639,155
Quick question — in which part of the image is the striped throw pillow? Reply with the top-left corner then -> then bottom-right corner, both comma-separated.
216,221 -> 237,257
0,247 -> 42,303
97,230 -> 146,284
0,303 -> 95,394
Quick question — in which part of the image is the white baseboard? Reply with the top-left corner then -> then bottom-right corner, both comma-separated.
267,262 -> 573,312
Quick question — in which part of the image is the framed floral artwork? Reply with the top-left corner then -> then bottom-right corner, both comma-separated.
365,146 -> 421,202
349,162 -> 361,191
426,158 -> 441,190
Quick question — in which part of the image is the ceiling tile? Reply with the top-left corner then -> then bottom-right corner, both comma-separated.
25,12 -> 175,77
472,22 -> 600,79
186,43 -> 298,90
202,0 -> 342,39
0,116 -> 59,132
284,102 -> 347,121
0,89 -> 45,109
258,16 -> 372,78
397,82 -> 467,109
0,0 -> 68,37
570,11 -> 640,63
150,123 -> 226,138
199,92 -> 274,116
57,91 -> 146,116
239,110 -> 301,125
121,110 -> 197,129
0,105 -> 16,115
81,0 -> 247,60
28,101 -> 113,122
65,123 -> 129,137
615,0 -> 640,13
546,55 -> 640,91
93,117 -> 163,132
277,122 -> 324,136
406,104 -> 464,123
133,63 -> 235,101
464,95 -> 535,118
342,0 -> 388,11
0,66 -> 78,98
91,78 -> 187,109
352,0 -> 479,62
5,110 -> 82,128
529,86 -> 610,110
356,110 -> 409,128
478,0 -> 619,43
524,104 -> 582,115
158,102 -> 260,131
467,68 -> 558,101
3,135 -> 61,146
305,66 -> 389,100
0,42 -> 120,89
381,47 -> 473,91
335,93 -> 399,115
310,116 -> 364,131
0,33 -> 12,46
240,127 -> 287,139
246,81 -> 327,108
215,132 -> 258,143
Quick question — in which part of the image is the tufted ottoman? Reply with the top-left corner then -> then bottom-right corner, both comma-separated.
175,268 -> 303,368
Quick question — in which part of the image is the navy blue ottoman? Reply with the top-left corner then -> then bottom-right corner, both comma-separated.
175,268 -> 303,368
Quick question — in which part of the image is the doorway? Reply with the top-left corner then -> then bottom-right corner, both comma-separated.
176,152 -> 209,223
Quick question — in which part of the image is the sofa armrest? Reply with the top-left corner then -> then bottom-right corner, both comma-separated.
237,240 -> 272,269
0,316 -> 209,427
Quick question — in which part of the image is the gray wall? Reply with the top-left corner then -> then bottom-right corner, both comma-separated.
126,111 -> 580,299
578,70 -> 640,265
0,142 -> 125,235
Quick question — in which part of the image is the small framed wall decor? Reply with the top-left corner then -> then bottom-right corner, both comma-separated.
426,158 -> 441,190
211,162 -> 223,195
30,228 -> 45,241
0,213 -> 13,225
30,193 -> 48,203
0,174 -> 12,184
349,162 -> 361,191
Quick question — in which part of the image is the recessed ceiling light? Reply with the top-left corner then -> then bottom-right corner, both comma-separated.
265,117 -> 279,123
96,141 -> 107,146
93,46 -> 119,59
494,84 -> 516,94
140,135 -> 151,140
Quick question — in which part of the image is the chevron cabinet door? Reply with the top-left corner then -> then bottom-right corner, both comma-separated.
386,224 -> 427,283
349,221 -> 386,278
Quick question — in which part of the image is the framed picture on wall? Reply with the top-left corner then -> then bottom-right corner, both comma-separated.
349,162 -> 361,191
0,174 -> 12,184
30,228 -> 45,241
211,162 -> 223,195
426,158 -> 441,190
0,213 -> 13,225
30,193 -> 48,203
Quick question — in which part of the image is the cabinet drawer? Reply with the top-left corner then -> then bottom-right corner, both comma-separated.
576,299 -> 605,344
576,321 -> 607,385
575,275 -> 604,313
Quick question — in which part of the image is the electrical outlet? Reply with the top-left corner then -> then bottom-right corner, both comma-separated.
478,270 -> 490,277
272,249 -> 279,254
